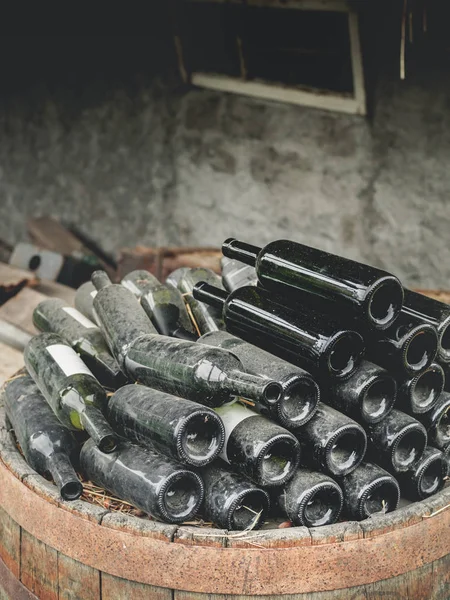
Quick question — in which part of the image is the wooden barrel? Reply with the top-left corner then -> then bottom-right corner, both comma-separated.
0,392 -> 449,599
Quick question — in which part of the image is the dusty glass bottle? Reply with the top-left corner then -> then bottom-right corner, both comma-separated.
340,462 -> 400,520
419,391 -> 450,450
214,403 -> 301,487
33,298 -> 125,389
167,267 -> 225,335
402,289 -> 450,364
107,384 -> 225,466
80,439 -> 204,523
396,363 -> 445,415
327,361 -> 396,424
396,446 -> 448,500
273,469 -> 343,527
74,281 -> 99,324
200,463 -> 270,530
366,409 -> 427,473
295,403 -> 367,477
193,283 -> 365,381
221,256 -> 258,291
365,312 -> 438,377
4,372 -> 83,500
121,270 -> 197,340
24,332 -> 117,453
198,330 -> 320,429
222,238 -> 404,330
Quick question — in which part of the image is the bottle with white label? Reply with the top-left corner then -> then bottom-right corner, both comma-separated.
121,270 -> 197,340
214,403 -> 301,486
4,372 -> 83,500
74,281 -> 99,324
24,332 -> 117,453
33,298 -> 126,389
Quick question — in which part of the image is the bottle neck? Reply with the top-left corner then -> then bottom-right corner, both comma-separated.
222,238 -> 260,267
46,452 -> 83,500
92,270 -> 113,291
193,282 -> 228,311
227,370 -> 282,407
80,406 -> 118,453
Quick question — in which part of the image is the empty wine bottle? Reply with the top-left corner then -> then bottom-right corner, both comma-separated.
74,281 -> 99,324
24,332 -> 117,453
198,330 -> 320,429
33,298 -> 126,389
121,270 -> 197,340
215,403 -> 301,486
273,469 -> 343,527
222,238 -> 404,330
402,289 -> 450,364
126,335 -> 282,408
366,313 -> 438,377
4,373 -> 83,500
80,439 -> 204,523
221,256 -> 258,291
193,284 -> 365,380
419,391 -> 450,450
443,444 -> 450,468
396,363 -> 445,415
107,384 -> 225,466
327,361 -> 396,424
91,270 -> 158,369
340,462 -> 400,520
200,463 -> 270,530
167,267 -> 225,335
396,446 -> 448,500
295,403 -> 367,477
366,410 -> 427,473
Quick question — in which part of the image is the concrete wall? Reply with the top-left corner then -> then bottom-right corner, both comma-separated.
0,34 -> 449,288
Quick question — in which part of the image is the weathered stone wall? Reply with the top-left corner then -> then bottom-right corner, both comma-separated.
0,33 -> 449,288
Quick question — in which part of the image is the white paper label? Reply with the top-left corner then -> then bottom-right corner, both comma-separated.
46,344 -> 95,378
63,307 -> 98,329
215,403 -> 256,463
121,279 -> 144,298
90,290 -> 98,299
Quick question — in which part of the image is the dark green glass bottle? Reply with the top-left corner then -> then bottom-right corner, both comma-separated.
193,283 -> 365,380
198,330 -> 320,429
396,446 -> 448,500
419,391 -> 450,450
33,298 -> 125,389
121,270 -> 197,340
221,256 -> 258,291
4,372 -> 83,500
74,281 -> 98,324
222,238 -> 404,330
396,363 -> 444,416
166,267 -> 225,335
24,332 -> 117,453
107,384 -> 225,466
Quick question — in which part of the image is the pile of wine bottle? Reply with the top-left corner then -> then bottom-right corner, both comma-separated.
3,238 -> 450,530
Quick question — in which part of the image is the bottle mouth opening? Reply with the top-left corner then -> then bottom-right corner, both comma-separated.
180,412 -> 225,466
411,367 -> 444,413
326,333 -> 364,379
162,472 -> 203,522
392,427 -> 427,471
230,490 -> 270,531
259,437 -> 300,486
361,479 -> 400,518
279,378 -> 320,428
404,328 -> 438,373
98,434 -> 118,454
301,485 -> 343,528
264,382 -> 283,405
327,428 -> 366,476
439,321 -> 450,361
418,455 -> 447,498
60,481 -> 83,501
367,279 -> 403,328
361,377 -> 396,423
436,407 -> 450,446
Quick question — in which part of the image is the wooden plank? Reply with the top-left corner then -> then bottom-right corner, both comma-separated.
101,573 -> 172,600
0,506 -> 20,578
430,553 -> 450,599
0,343 -> 24,387
363,560 -> 434,599
58,552 -> 100,600
33,279 -> 75,305
0,557 -> 39,600
20,530 -> 58,600
0,288 -> 47,335
27,217 -> 86,257
0,263 -> 38,306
